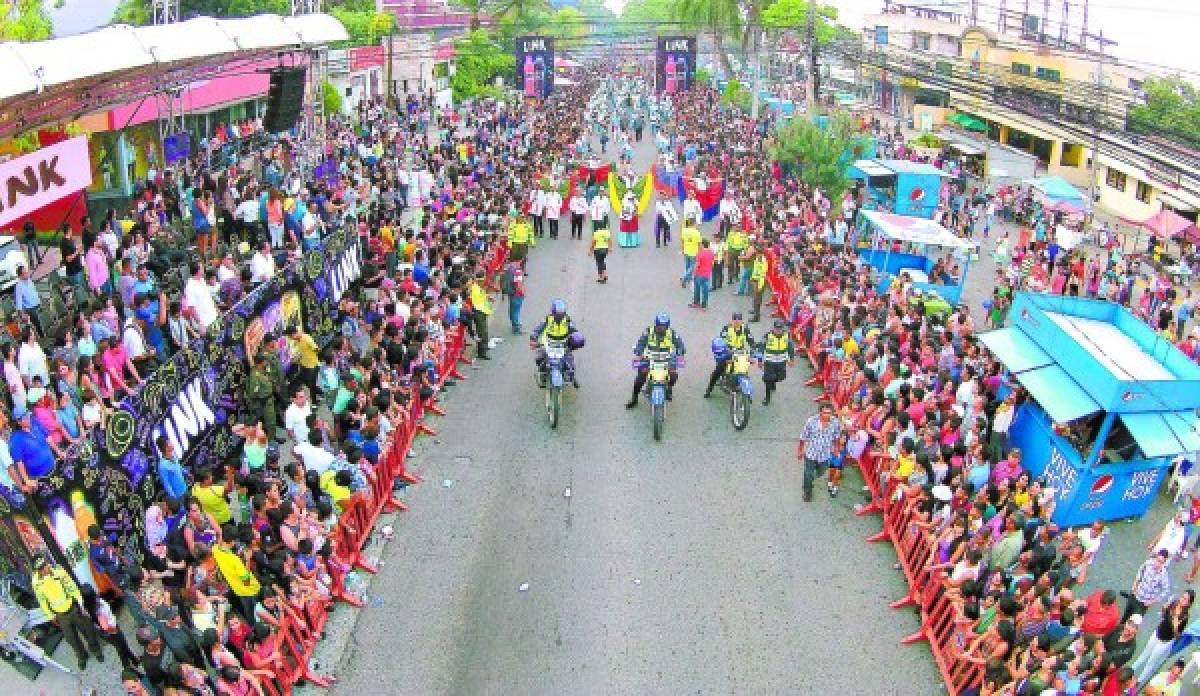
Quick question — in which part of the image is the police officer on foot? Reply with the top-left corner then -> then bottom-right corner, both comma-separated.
761,319 -> 795,406
748,244 -> 769,322
704,312 -> 756,398
468,270 -> 493,360
33,554 -> 103,670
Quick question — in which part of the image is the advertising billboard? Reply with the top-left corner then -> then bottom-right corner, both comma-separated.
655,36 -> 697,94
515,35 -> 554,99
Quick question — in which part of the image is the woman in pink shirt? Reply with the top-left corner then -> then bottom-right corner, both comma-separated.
266,188 -> 285,248
84,238 -> 110,295
991,448 -> 1024,486
99,338 -> 140,397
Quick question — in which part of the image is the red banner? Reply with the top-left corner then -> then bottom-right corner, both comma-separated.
349,46 -> 385,72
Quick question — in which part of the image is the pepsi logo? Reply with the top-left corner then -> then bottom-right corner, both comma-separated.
909,187 -> 926,202
1090,474 -> 1114,496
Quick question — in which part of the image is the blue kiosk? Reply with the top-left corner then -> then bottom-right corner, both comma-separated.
980,293 -> 1200,526
856,210 -> 975,306
847,159 -> 950,219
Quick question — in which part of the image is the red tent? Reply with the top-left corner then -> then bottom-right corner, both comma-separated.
1120,208 -> 1200,243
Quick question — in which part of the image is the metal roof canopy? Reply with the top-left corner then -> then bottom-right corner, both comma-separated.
0,13 -> 347,139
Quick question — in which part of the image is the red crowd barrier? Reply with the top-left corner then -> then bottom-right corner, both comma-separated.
844,445 -> 984,694
274,238 -> 509,696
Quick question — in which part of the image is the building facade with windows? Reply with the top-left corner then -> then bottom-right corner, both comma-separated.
861,3 -> 1199,221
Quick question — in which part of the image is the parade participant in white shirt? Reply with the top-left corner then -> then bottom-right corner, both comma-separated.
543,187 -> 563,240
654,195 -> 678,248
528,188 -> 545,238
589,193 -> 610,233
682,191 -> 702,225
250,240 -> 276,284
568,191 -> 588,240
718,192 -> 741,236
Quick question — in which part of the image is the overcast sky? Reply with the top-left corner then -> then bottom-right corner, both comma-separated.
604,0 -> 1200,77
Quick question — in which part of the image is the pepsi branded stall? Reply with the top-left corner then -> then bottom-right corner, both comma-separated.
516,35 -> 554,99
656,36 -> 696,94
980,294 -> 1200,526
846,159 -> 950,219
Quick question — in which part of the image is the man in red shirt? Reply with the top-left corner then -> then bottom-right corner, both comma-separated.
1080,588 -> 1121,637
690,239 -> 716,310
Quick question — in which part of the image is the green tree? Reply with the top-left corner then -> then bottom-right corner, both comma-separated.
615,0 -> 672,35
450,29 -> 516,100
668,0 -> 742,79
761,0 -> 854,45
546,6 -> 587,49
768,112 -> 868,215
322,78 -> 344,115
1128,77 -> 1200,149
0,0 -> 53,41
329,7 -> 395,46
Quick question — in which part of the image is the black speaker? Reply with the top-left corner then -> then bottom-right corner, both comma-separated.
264,67 -> 307,133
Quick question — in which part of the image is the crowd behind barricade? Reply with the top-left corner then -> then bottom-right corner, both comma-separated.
641,83 -> 1199,694
0,76 -> 603,694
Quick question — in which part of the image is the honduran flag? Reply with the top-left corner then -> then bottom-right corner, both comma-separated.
654,165 -> 682,198
678,175 -> 725,222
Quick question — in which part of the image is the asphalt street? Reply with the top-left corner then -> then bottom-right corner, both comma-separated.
329,127 -> 944,696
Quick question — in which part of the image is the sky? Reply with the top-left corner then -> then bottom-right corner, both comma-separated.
604,0 -> 1200,78
45,0 -> 1200,77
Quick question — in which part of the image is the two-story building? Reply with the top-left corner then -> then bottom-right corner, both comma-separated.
860,2 -> 1199,222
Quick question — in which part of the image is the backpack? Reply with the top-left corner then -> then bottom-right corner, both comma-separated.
501,266 -> 516,296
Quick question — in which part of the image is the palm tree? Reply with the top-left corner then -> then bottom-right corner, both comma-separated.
454,0 -> 550,31
669,0 -> 756,79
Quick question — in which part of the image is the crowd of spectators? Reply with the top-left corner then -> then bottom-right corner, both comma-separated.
649,83 -> 1200,695
6,75 -> 602,694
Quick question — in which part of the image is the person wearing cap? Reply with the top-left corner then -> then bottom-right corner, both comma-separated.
506,212 -> 534,270
32,555 -> 102,670
467,270 -> 493,360
154,603 -> 204,667
244,353 -> 276,436
704,312 -> 756,398
748,245 -> 769,323
760,319 -> 795,406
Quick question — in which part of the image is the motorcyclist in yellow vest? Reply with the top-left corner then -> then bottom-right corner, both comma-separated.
32,555 -> 101,669
529,298 -> 580,387
468,270 -> 493,360
704,311 -> 757,398
749,247 -> 769,323
625,312 -> 686,408
725,228 -> 747,284
761,319 -> 796,406
507,213 -> 535,269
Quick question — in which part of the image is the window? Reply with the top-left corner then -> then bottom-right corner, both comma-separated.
1011,62 -> 1032,76
1136,180 -> 1153,204
1035,67 -> 1061,82
1106,167 -> 1127,192
913,33 -> 930,50
935,61 -> 953,76
874,26 -> 889,45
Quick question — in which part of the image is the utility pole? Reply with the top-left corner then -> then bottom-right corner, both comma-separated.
1083,29 -> 1116,211
806,0 -> 818,111
751,28 -> 764,119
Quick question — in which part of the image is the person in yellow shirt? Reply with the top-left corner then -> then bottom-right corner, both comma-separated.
289,325 -> 320,398
380,222 -> 397,275
589,222 -> 612,283
680,219 -> 701,287
725,227 -> 747,284
213,525 -> 261,620
748,245 -> 769,323
32,555 -> 101,669
468,270 -> 493,360
192,466 -> 232,525
507,213 -> 535,270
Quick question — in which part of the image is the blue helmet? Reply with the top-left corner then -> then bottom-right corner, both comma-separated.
654,312 -> 671,328
551,299 -> 567,317
711,337 -> 728,355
